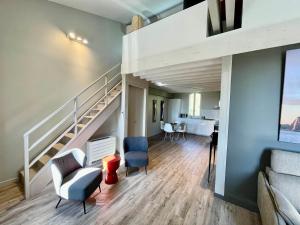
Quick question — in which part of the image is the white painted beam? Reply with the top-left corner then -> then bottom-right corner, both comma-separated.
207,0 -> 221,34
225,0 -> 235,30
135,65 -> 222,78
138,71 -> 221,80
215,56 -> 232,196
136,58 -> 222,75
145,76 -> 221,84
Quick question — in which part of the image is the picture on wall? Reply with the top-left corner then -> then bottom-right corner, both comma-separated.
279,49 -> 300,144
160,101 -> 165,121
152,100 -> 157,122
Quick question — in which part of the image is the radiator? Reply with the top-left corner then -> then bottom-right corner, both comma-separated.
86,136 -> 116,166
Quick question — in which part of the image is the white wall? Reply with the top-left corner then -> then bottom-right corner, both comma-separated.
242,0 -> 300,29
122,2 -> 208,73
0,0 -> 123,182
167,92 -> 220,136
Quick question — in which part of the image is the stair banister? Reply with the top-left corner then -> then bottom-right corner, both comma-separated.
23,63 -> 121,199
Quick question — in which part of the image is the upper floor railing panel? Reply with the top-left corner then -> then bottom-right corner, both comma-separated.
122,2 -> 208,74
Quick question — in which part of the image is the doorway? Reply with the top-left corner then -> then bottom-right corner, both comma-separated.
128,85 -> 145,136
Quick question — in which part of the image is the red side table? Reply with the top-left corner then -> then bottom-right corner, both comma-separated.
103,155 -> 121,184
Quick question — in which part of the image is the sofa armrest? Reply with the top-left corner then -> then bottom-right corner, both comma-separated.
258,172 -> 286,225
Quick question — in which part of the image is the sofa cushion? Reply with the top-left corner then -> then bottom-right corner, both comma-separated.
269,169 -> 300,212
60,167 -> 102,201
52,152 -> 82,178
125,151 -> 148,167
258,172 -> 287,225
272,150 -> 300,177
270,185 -> 300,225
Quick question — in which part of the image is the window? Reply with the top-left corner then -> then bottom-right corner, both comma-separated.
189,93 -> 201,117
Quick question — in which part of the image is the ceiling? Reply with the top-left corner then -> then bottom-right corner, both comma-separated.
135,58 -> 222,93
49,0 -> 182,24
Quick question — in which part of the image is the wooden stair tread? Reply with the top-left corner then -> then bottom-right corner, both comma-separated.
20,167 -> 39,180
84,115 -> 94,119
38,154 -> 52,165
64,133 -> 75,139
77,124 -> 85,128
52,143 -> 65,152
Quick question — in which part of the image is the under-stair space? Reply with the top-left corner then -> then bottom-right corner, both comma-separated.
21,64 -> 123,199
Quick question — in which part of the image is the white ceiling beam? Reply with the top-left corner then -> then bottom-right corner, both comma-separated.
138,71 -> 221,80
225,0 -> 235,30
164,85 -> 221,93
137,58 -> 222,75
163,81 -> 221,86
207,0 -> 221,34
145,76 -> 221,83
135,66 -> 221,78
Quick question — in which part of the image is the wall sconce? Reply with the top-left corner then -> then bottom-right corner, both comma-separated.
67,32 -> 88,45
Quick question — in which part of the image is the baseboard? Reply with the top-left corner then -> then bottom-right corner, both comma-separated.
0,177 -> 18,188
214,192 -> 259,212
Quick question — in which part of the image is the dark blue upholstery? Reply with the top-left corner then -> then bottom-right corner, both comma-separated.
123,137 -> 149,168
63,169 -> 102,201
124,136 -> 148,153
125,151 -> 148,167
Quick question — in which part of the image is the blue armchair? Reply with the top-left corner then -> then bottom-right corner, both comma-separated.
123,137 -> 149,176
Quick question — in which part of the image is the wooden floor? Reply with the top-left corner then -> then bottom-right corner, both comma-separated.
0,135 -> 260,225
0,181 -> 24,215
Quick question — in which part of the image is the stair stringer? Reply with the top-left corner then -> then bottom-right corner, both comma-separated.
29,95 -> 121,198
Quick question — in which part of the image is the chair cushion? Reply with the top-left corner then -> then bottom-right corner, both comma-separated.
270,185 -> 300,225
125,151 -> 148,167
52,153 -> 82,178
269,169 -> 300,212
272,150 -> 300,177
60,168 -> 102,201
124,137 -> 148,152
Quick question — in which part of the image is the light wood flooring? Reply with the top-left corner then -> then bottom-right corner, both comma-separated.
0,181 -> 24,215
0,135 -> 260,225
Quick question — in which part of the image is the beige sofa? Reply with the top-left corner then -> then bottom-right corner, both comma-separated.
258,150 -> 300,225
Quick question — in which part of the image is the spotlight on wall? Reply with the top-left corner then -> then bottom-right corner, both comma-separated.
67,32 -> 88,45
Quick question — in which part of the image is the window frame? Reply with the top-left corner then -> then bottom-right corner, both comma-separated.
189,93 -> 201,118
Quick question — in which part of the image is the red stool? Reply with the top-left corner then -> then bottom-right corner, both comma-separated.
103,155 -> 121,184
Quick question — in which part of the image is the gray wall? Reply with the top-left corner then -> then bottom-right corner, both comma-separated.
90,106 -> 121,152
147,88 -> 169,137
225,44 -> 300,211
0,0 -> 123,182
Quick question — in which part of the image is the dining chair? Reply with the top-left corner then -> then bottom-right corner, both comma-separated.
176,123 -> 187,140
164,123 -> 175,141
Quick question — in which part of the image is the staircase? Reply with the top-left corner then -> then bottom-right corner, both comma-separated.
21,64 -> 122,199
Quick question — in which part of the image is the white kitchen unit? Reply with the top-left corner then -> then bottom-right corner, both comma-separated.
186,118 -> 216,136
167,99 -> 181,122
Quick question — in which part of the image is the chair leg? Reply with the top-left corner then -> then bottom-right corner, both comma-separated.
126,167 -> 128,177
208,142 -> 213,183
164,132 -> 167,141
99,185 -> 101,192
145,166 -> 147,175
83,201 -> 86,214
55,197 -> 62,208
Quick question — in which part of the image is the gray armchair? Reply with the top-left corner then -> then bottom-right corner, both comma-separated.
123,137 -> 149,176
50,148 -> 102,214
258,150 -> 300,225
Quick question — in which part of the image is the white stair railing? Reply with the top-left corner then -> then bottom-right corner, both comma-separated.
23,63 -> 121,199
